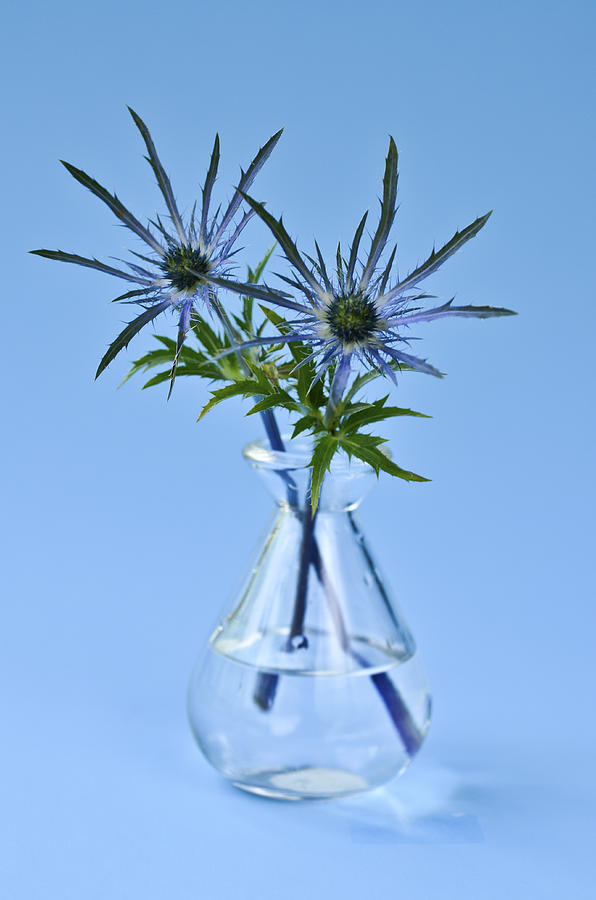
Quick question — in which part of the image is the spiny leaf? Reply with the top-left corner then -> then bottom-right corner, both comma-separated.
128,107 -> 186,243
29,249 -> 147,283
237,191 -> 322,297
384,347 -> 443,378
200,133 -> 220,242
376,243 -> 397,296
392,212 -> 492,294
313,240 -> 332,291
359,137 -> 398,290
400,298 -> 517,325
60,160 -> 163,254
96,299 -> 173,378
112,288 -> 154,303
336,242 -> 345,292
211,129 -> 284,246
346,211 -> 368,292
206,273 -> 307,314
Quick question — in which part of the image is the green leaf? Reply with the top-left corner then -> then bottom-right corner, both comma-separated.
258,304 -> 287,329
341,404 -> 429,433
191,316 -> 225,356
339,433 -> 428,483
310,435 -> 339,513
249,244 -> 276,284
197,379 -> 264,421
245,392 -> 297,416
339,362 -> 414,410
291,413 -> 319,439
296,359 -> 315,403
95,299 -> 173,378
142,364 -> 222,389
120,347 -> 178,386
154,335 -> 177,351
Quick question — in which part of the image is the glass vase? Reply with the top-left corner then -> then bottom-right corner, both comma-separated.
187,437 -> 431,800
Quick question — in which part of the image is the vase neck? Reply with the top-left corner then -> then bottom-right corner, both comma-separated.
243,437 -> 378,513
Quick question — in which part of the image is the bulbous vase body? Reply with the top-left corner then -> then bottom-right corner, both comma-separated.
187,438 -> 431,800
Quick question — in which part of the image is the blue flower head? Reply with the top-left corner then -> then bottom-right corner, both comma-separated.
32,108 -> 282,395
211,137 -> 515,406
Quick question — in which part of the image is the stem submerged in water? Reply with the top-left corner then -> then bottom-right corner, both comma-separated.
252,467 -> 424,756
210,296 -> 422,754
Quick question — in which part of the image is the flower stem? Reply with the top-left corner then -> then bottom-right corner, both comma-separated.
252,471 -> 423,756
211,303 -> 420,751
323,353 -> 352,428
286,496 -> 317,647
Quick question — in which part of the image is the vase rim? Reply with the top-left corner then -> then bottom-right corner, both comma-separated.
242,435 -> 389,474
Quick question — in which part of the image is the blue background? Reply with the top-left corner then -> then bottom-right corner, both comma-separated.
2,0 -> 595,896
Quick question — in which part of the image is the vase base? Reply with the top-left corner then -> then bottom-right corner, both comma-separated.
231,765 -> 377,801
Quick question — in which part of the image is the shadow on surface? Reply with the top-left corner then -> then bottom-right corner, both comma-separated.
213,755 -> 485,845
326,759 -> 484,844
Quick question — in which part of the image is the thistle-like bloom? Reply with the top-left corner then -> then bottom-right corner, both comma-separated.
211,137 -> 516,408
31,108 -> 282,393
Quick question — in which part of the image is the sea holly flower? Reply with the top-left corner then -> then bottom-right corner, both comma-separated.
31,108 -> 282,395
209,137 -> 516,419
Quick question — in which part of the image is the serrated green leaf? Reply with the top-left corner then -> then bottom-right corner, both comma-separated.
310,435 -> 338,513
191,316 -> 225,355
341,404 -> 430,433
140,363 -> 223,389
259,304 -> 286,328
291,414 -> 318,439
245,392 -> 297,416
339,434 -> 428,483
197,379 -> 265,421
249,244 -> 276,284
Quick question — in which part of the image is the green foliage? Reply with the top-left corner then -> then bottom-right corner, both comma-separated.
122,247 -> 432,512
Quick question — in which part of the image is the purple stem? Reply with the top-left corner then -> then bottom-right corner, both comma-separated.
252,470 -> 423,755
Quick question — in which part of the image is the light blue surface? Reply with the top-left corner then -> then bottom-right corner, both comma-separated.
2,0 -> 595,896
